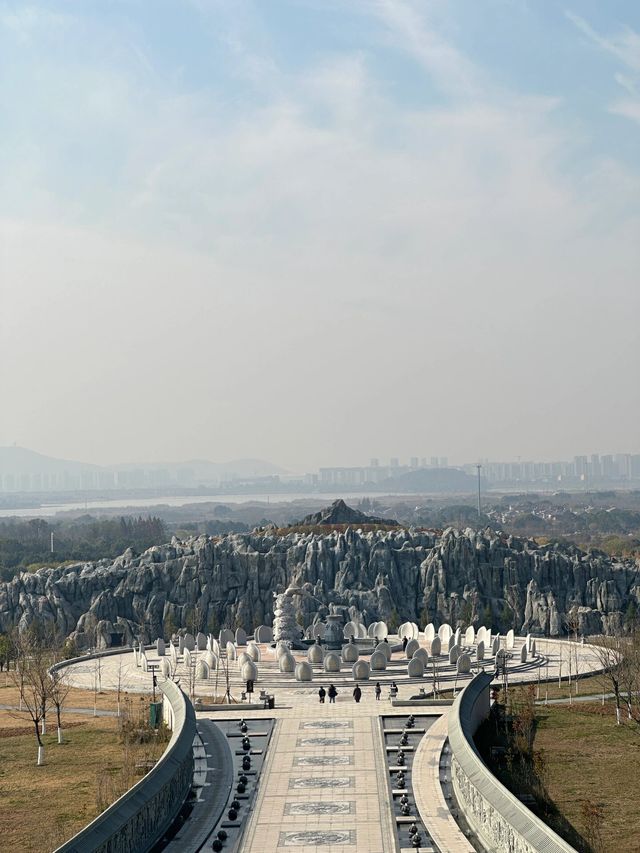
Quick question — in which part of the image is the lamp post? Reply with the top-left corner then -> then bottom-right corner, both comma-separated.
148,663 -> 160,702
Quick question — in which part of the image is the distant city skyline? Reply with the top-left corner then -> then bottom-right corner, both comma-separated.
2,445 -> 640,494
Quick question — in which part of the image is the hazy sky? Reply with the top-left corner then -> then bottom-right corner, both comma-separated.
1,1 -> 639,473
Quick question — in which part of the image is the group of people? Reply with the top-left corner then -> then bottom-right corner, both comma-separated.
318,681 -> 394,703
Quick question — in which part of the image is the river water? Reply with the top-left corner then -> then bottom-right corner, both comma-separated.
0,492 -> 381,518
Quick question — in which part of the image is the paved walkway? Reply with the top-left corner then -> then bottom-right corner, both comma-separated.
238,693 -> 397,853
0,703 -> 118,717
412,712 -> 475,853
162,719 -> 233,852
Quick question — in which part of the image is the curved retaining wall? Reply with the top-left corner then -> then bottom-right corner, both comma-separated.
53,660 -> 195,853
448,672 -> 577,853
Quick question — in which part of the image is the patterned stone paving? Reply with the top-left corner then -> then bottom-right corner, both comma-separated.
293,755 -> 352,766
279,829 -> 356,846
284,802 -> 354,816
296,736 -> 353,747
289,775 -> 354,788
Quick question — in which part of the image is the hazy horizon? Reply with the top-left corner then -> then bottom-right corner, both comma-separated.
2,1 -> 639,471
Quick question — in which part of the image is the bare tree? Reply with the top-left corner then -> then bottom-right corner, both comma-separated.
618,627 -> 640,724
592,634 -> 624,725
10,630 -> 52,765
50,667 -> 71,744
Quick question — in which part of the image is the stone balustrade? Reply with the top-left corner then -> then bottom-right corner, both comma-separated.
53,653 -> 195,853
448,672 -> 577,853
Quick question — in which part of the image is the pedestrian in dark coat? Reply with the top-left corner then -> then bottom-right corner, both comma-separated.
375,682 -> 381,700
318,686 -> 326,703
328,684 -> 338,703
353,685 -> 362,703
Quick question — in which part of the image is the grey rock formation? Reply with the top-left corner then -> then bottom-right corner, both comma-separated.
296,499 -> 397,527
0,527 -> 638,646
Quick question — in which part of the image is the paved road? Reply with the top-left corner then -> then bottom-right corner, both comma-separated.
0,704 -> 118,717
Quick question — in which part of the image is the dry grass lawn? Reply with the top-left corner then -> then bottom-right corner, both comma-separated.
0,689 -> 163,852
534,703 -> 640,852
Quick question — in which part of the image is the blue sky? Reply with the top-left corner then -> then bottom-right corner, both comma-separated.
1,1 -> 639,469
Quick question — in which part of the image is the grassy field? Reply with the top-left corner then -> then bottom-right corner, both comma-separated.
0,688 -> 164,852
479,693 -> 640,853
534,703 -> 640,853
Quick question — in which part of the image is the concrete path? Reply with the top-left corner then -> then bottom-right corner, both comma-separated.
0,703 -> 118,717
412,712 -> 475,853
161,719 -> 233,852
239,693 -> 397,853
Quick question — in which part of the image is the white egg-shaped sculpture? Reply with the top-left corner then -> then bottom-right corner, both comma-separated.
407,657 -> 424,678
412,647 -> 429,664
324,652 -> 341,672
308,642 -> 324,664
219,628 -> 234,646
237,652 -> 252,670
438,624 -> 453,644
405,638 -> 420,659
370,650 -> 387,671
457,653 -> 471,674
342,642 -> 359,663
374,621 -> 388,641
247,642 -> 261,662
375,642 -> 392,661
255,625 -> 273,643
196,659 -> 210,680
279,652 -> 295,673
295,661 -> 313,682
343,621 -> 358,638
352,660 -> 370,681
241,660 -> 259,683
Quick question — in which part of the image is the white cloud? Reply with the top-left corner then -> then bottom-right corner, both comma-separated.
567,10 -> 640,125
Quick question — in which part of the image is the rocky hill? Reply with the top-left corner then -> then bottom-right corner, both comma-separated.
295,499 -> 398,527
0,525 -> 638,648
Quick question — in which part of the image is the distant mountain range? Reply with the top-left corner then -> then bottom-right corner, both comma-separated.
0,446 -> 288,490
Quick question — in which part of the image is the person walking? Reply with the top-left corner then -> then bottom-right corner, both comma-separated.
318,686 -> 326,703
375,682 -> 381,701
328,684 -> 337,704
353,685 -> 362,704
402,636 -> 408,651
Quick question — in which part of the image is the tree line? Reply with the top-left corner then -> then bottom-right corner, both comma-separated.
0,515 -> 166,581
